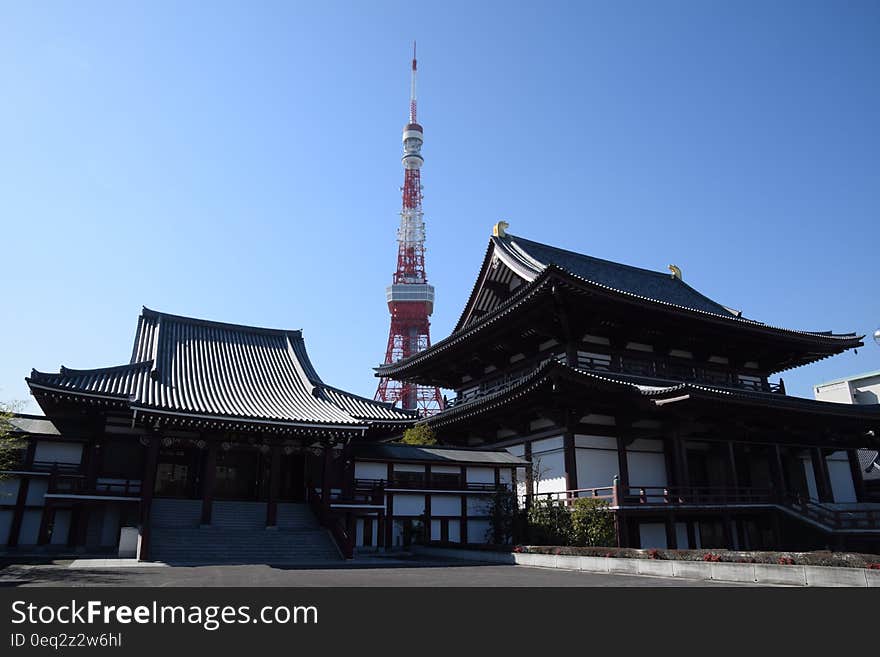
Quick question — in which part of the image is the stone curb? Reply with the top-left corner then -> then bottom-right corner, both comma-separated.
412,547 -> 876,587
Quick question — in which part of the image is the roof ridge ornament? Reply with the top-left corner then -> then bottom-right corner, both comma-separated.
492,221 -> 509,237
668,264 -> 682,280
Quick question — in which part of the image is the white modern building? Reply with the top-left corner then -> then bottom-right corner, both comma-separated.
815,370 -> 880,491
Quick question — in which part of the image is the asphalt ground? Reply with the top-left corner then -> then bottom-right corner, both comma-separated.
0,558 -> 754,587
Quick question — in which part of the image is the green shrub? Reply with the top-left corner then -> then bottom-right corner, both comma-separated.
569,497 -> 615,547
527,498 -> 572,545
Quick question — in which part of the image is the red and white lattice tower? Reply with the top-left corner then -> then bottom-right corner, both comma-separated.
375,44 -> 444,415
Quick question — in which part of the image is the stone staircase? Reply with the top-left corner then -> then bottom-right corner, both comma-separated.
148,500 -> 341,564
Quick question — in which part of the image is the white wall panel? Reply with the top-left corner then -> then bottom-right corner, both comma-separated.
0,478 -> 20,504
533,451 -> 566,494
466,467 -> 494,484
469,519 -> 491,544
34,442 -> 83,465
393,494 -> 426,516
532,436 -> 564,453
18,510 -> 42,545
431,495 -> 460,516
448,519 -> 461,543
827,452 -> 857,503
51,510 -> 72,546
575,448 -> 618,490
639,522 -> 667,549
627,451 -> 668,488
0,510 -> 12,545
354,462 -> 387,479
466,496 -> 490,516
25,479 -> 48,506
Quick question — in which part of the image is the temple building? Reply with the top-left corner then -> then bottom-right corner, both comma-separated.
377,223 -> 880,552
1,307 -> 523,560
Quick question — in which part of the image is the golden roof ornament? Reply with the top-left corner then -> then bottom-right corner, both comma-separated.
492,221 -> 509,237
668,264 -> 682,280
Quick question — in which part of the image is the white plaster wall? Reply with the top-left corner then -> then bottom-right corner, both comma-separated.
802,457 -> 819,501
0,478 -> 20,505
430,519 -> 441,541
34,442 -> 83,465
676,522 -> 689,549
25,479 -> 48,506
50,510 -> 72,546
356,518 -> 365,546
394,463 -> 426,473
499,468 -> 512,485
18,510 -> 42,545
639,522 -> 668,549
101,504 -> 120,546
447,519 -> 461,543
627,449 -> 668,489
0,510 -> 13,544
466,467 -> 494,484
466,496 -> 490,516
393,494 -> 426,516
579,414 -> 615,426
575,447 -> 618,490
532,436 -> 564,453
533,451 -> 566,495
431,495 -> 461,516
432,465 -> 460,475
469,519 -> 491,544
354,462 -> 388,480
827,452 -> 857,503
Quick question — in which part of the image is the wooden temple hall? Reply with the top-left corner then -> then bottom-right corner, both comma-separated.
377,223 -> 880,553
3,308 -> 525,561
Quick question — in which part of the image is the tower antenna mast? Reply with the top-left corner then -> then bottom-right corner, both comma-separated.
375,44 -> 444,415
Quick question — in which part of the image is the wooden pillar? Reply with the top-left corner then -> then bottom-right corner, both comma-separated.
686,520 -> 697,550
563,432 -> 578,493
266,444 -> 281,528
460,465 -> 468,544
138,437 -> 160,560
848,449 -> 867,503
721,513 -> 734,549
524,442 -> 533,508
7,477 -> 31,548
321,444 -> 333,512
37,500 -> 54,546
665,515 -> 678,549
201,442 -> 218,526
72,503 -> 90,549
769,444 -> 787,502
85,439 -> 101,492
616,436 -> 630,502
385,494 -> 394,549
811,448 -> 833,503
726,442 -> 739,488
615,512 -> 629,548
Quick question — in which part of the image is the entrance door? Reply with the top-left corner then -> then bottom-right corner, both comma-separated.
279,454 -> 307,502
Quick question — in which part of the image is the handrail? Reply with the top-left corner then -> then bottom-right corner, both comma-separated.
353,477 -> 507,493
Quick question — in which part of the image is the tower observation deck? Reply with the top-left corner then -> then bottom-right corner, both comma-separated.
375,44 -> 444,415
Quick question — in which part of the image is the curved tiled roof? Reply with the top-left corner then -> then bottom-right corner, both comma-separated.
29,307 -> 416,430
379,232 -> 861,379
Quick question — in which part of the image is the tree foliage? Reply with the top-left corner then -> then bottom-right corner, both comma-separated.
400,424 -> 438,446
0,402 -> 25,481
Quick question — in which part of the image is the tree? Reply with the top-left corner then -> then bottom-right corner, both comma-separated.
0,402 -> 25,481
400,424 -> 437,446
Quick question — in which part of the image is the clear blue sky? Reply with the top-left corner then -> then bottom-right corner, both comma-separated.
2,1 -> 878,413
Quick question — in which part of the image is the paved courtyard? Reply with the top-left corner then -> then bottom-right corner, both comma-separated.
0,558 -> 753,587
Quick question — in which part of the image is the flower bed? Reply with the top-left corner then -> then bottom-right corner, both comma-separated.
506,545 -> 880,569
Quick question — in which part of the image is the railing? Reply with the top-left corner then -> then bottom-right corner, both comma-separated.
522,485 -> 880,533
783,495 -> 880,531
30,460 -> 82,474
448,355 -> 786,407
354,477 -> 506,493
308,486 -> 354,559
48,475 -> 142,496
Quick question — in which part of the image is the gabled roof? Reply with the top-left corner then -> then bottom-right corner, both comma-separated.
378,231 -> 861,380
28,307 -> 416,432
6,413 -> 61,437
